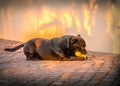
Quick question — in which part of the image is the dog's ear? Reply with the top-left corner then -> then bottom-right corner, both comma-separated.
66,38 -> 70,48
64,36 -> 73,48
71,38 -> 78,44
59,37 -> 70,48
76,34 -> 81,37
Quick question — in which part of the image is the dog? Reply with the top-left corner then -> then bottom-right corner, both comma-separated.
4,35 -> 72,60
4,34 -> 87,61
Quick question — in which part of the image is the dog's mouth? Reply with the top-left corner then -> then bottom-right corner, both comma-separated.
75,49 -> 87,55
80,50 -> 87,54
71,45 -> 87,54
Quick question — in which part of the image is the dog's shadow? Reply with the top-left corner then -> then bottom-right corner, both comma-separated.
30,56 -> 88,61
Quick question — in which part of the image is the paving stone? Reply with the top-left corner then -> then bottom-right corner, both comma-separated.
64,79 -> 79,85
108,69 -> 120,76
81,76 -> 92,81
69,73 -> 82,80
97,81 -> 112,86
110,77 -> 120,86
93,59 -> 104,65
86,80 -> 99,86
92,72 -> 106,81
51,81 -> 64,86
74,80 -> 89,86
98,67 -> 111,74
88,67 -> 100,72
104,75 -> 116,82
59,73 -> 71,81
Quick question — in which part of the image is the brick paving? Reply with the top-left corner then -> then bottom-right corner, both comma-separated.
0,39 -> 120,86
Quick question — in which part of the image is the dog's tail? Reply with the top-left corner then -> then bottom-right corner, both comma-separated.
4,43 -> 24,52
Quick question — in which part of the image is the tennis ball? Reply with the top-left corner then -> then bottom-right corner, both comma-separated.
75,51 -> 81,57
81,54 -> 87,60
75,51 -> 87,60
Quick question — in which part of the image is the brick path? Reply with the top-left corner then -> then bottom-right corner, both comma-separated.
0,39 -> 120,86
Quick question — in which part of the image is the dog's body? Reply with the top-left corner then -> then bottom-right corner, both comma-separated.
23,37 -> 71,60
5,35 -> 72,60
4,34 -> 87,61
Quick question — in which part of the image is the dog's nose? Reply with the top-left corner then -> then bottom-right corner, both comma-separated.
81,50 -> 87,54
85,50 -> 88,54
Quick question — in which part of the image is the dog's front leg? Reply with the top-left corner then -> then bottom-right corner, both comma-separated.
54,48 -> 66,59
56,50 -> 65,58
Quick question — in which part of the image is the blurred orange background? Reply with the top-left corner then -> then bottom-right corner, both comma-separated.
0,0 -> 120,54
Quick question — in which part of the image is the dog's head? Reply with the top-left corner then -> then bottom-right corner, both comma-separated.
70,34 -> 87,55
60,34 -> 87,56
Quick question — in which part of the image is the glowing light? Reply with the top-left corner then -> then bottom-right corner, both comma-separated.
82,4 -> 91,36
105,3 -> 120,54
0,1 -> 120,54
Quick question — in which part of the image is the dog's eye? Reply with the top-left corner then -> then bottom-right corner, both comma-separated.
72,39 -> 78,44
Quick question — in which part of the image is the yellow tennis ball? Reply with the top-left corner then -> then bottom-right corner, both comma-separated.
75,51 -> 87,60
81,54 -> 87,60
75,51 -> 81,57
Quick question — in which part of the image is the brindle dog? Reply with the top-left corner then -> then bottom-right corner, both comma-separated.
4,34 -> 87,61
4,35 -> 72,60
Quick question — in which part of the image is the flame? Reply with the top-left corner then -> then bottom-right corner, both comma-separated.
105,3 -> 120,54
37,23 -> 65,39
89,0 -> 98,26
105,4 -> 112,34
20,6 -> 66,41
19,6 -> 83,41
82,3 -> 91,36
0,4 -> 94,41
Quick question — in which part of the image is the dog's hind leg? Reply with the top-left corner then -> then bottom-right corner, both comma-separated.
34,53 -> 43,60
23,45 -> 36,61
23,46 -> 42,61
24,52 -> 34,61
